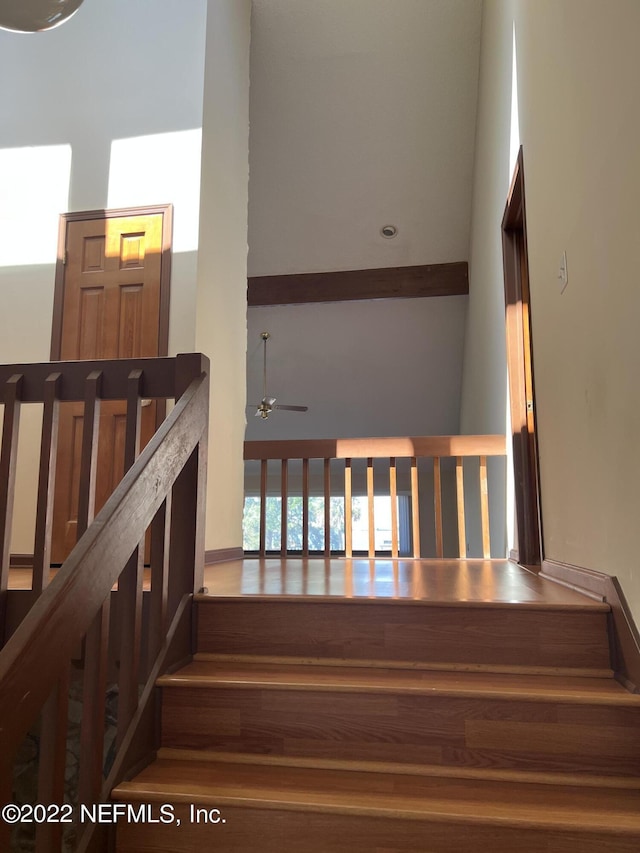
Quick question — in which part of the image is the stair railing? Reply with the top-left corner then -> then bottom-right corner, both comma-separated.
0,352 -> 209,852
244,435 -> 506,559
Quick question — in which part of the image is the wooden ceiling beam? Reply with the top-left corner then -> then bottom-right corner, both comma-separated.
247,261 -> 468,307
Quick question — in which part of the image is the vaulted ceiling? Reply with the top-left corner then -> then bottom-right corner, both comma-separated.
248,0 -> 483,279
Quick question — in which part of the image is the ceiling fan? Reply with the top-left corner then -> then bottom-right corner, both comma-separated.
250,332 -> 308,420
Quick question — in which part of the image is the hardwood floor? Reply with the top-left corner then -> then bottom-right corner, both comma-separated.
199,558 -> 601,605
8,557 -> 601,609
112,558 -> 640,851
10,557 -> 633,850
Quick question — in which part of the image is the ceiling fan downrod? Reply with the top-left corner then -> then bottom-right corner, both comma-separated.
251,331 -> 308,420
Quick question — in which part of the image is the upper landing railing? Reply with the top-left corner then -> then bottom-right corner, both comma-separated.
244,435 -> 506,560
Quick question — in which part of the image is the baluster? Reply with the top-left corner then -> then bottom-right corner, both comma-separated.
167,446 -> 200,611
434,457 -> 444,558
259,459 -> 267,556
168,352 -> 208,608
35,664 -> 70,852
410,456 -> 420,558
0,759 -> 10,850
117,370 -> 144,747
79,602 -> 110,806
148,494 -> 171,672
479,455 -> 491,558
76,371 -> 102,537
344,458 -> 353,558
33,374 -> 65,849
33,373 -> 62,595
302,458 -> 309,557
367,457 -> 375,557
280,459 -> 288,557
456,456 -> 467,559
389,457 -> 399,558
323,459 -> 331,557
78,370 -> 109,806
0,375 -> 23,612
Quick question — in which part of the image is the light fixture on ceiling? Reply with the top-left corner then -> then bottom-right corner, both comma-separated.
380,224 -> 398,239
0,0 -> 85,33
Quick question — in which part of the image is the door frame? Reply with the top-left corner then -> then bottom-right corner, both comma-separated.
502,147 -> 543,567
50,204 -> 173,360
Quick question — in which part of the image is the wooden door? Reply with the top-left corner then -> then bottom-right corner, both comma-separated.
50,207 -> 171,563
502,149 -> 542,567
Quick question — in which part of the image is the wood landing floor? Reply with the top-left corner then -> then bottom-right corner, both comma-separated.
198,558 -> 601,608
7,558 -> 601,609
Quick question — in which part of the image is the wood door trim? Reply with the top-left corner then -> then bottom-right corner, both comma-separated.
247,262 -> 468,307
502,148 -> 542,568
50,205 -> 173,360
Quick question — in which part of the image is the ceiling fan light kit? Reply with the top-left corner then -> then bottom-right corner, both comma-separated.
251,331 -> 308,420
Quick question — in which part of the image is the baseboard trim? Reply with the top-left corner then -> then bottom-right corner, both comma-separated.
541,559 -> 640,692
204,547 -> 244,566
9,554 -> 33,567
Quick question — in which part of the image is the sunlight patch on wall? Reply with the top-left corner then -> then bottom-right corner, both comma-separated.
505,373 -> 516,553
504,22 -> 520,556
108,129 -> 202,253
0,144 -> 71,267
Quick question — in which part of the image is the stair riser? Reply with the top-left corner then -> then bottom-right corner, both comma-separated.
196,601 -> 611,670
117,805 -> 640,853
161,687 -> 640,777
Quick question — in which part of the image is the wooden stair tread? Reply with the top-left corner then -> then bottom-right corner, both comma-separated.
113,757 -> 640,832
195,592 -> 610,611
159,659 -> 638,705
158,747 -> 640,790
194,652 -> 614,678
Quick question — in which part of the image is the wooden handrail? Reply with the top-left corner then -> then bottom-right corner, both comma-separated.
0,369 -> 207,754
244,435 -> 506,559
0,353 -> 209,852
0,356 -> 182,401
244,434 -> 506,460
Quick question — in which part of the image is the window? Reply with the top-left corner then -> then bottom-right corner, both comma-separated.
242,494 -> 412,555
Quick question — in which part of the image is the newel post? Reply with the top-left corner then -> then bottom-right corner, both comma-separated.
0,374 -> 23,646
167,354 -> 209,619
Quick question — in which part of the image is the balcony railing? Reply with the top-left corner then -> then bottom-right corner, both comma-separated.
244,435 -> 506,559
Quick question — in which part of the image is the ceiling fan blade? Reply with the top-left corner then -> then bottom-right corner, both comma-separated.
273,404 -> 308,412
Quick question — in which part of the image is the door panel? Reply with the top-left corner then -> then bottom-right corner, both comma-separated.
59,215 -> 162,361
51,211 -> 168,563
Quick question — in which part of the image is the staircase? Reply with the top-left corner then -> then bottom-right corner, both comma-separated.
113,590 -> 640,852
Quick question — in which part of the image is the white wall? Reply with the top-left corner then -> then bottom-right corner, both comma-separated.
246,298 -> 467,441
248,0 -> 482,277
0,0 -> 225,552
461,0 -> 640,617
0,0 -> 206,356
245,1 -> 484,557
245,296 -> 476,558
195,0 -> 251,551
